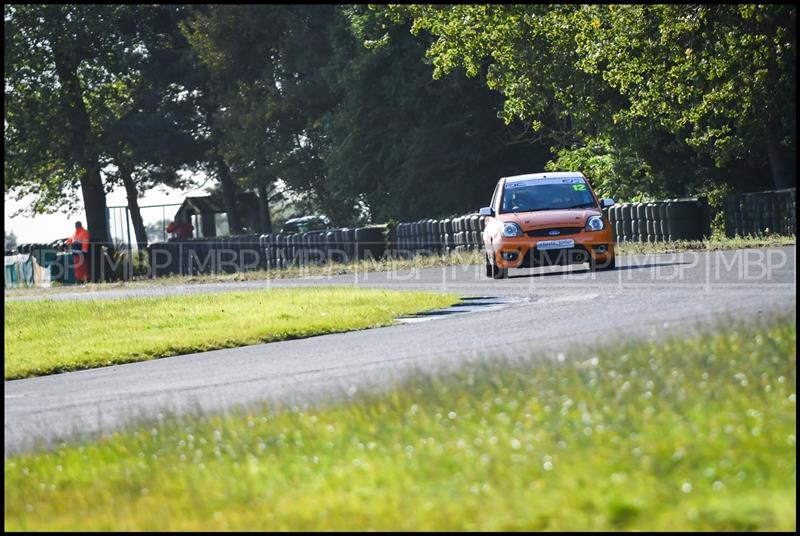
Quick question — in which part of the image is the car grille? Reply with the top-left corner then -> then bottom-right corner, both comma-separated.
521,245 -> 590,267
526,227 -> 583,237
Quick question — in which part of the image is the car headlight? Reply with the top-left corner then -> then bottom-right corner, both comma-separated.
585,215 -> 605,232
501,222 -> 524,237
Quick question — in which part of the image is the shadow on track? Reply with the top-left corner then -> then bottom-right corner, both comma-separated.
508,261 -> 691,279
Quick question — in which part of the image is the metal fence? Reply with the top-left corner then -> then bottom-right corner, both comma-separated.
107,203 -> 185,251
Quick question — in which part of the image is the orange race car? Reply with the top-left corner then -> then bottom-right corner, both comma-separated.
480,171 -> 616,279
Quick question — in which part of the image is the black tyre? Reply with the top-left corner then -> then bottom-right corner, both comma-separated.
486,253 -> 508,279
589,255 -> 616,271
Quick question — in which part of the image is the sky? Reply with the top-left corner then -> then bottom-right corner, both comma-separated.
4,177 -> 214,245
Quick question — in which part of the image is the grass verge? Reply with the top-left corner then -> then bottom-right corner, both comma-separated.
4,234 -> 793,297
3,287 -> 458,380
4,314 -> 796,531
615,233 -> 796,256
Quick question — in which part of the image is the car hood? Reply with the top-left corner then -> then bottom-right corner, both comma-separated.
499,209 -> 601,231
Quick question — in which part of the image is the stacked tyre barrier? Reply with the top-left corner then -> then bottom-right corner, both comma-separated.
393,214 -> 484,256
139,195 -> 726,280
147,225 -> 390,277
606,198 -> 710,243
354,225 -> 387,261
724,188 -> 796,237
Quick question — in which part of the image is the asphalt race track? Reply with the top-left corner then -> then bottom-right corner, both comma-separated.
5,246 -> 796,456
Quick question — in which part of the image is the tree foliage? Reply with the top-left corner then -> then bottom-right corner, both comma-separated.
386,4 -> 796,197
5,4 -> 213,253
5,4 -> 124,214
101,6 -> 209,191
182,5 -> 548,224
5,5 -> 236,244
319,9 -> 546,222
5,4 -> 795,238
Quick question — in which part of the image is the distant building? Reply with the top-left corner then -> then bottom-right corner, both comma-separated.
174,193 -> 264,238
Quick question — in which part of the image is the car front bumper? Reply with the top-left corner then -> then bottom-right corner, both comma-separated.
489,229 -> 615,269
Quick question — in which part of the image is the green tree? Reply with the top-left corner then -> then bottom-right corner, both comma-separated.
182,5 -> 337,232
374,4 -> 665,200
183,5 -> 550,225
319,8 -> 547,222
386,4 -> 795,197
5,4 -> 122,253
100,5 -> 210,253
576,4 -> 795,190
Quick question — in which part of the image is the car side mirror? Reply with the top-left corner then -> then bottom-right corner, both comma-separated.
601,198 -> 615,208
479,207 -> 494,217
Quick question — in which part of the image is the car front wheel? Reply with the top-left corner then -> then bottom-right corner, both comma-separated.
486,253 -> 508,279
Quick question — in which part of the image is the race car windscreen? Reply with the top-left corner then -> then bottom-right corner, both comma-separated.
500,177 -> 597,213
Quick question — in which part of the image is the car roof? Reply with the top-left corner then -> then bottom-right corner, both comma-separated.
503,171 -> 586,183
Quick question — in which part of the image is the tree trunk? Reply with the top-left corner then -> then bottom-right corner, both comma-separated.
216,155 -> 243,235
51,36 -> 110,282
765,129 -> 796,190
257,182 -> 272,233
119,160 -> 149,272
79,163 -> 110,283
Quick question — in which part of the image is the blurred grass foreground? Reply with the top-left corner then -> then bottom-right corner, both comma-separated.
5,313 -> 796,530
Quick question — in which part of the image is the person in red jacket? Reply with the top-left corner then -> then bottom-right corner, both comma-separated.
65,221 -> 90,283
166,218 -> 194,240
